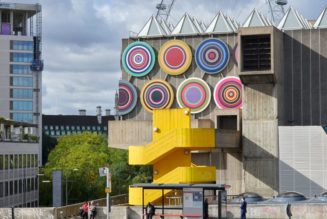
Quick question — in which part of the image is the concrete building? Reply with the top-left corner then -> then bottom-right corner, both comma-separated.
0,2 -> 43,207
109,6 -> 327,201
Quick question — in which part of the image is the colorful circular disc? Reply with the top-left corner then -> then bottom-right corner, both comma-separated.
140,79 -> 174,112
122,41 -> 155,77
232,43 -> 239,66
158,40 -> 192,75
195,38 -> 230,74
214,76 -> 243,109
177,78 -> 211,114
117,80 -> 138,115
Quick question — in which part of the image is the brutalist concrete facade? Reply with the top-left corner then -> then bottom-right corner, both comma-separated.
109,25 -> 327,197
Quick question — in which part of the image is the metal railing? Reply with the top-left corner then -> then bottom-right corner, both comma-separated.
54,194 -> 128,219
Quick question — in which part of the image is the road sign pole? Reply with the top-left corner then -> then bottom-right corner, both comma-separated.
106,167 -> 110,219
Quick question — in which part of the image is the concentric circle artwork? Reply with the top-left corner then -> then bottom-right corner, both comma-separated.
158,40 -> 192,75
140,79 -> 174,112
214,76 -> 243,109
117,80 -> 138,115
195,38 -> 230,74
176,78 -> 211,114
232,43 -> 239,66
122,41 -> 155,77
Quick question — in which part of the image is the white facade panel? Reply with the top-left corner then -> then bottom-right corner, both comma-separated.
279,126 -> 327,197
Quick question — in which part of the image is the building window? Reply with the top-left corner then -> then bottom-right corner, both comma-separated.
217,115 -> 237,130
10,112 -> 33,123
61,131 -> 66,135
241,34 -> 271,71
60,126 -> 64,130
10,64 -> 32,74
50,131 -> 55,136
11,88 -> 33,99
10,53 -> 33,63
66,126 -> 69,130
76,126 -> 80,130
11,100 -> 33,111
11,76 -> 33,87
19,154 -> 22,168
81,126 -> 85,130
50,126 -> 53,130
92,126 -> 96,131
87,126 -> 90,130
44,126 -> 48,130
5,182 -> 8,197
97,126 -> 101,131
0,182 -> 3,197
71,126 -> 75,130
56,130 -> 60,136
104,127 -> 107,131
11,41 -> 33,51
45,131 -> 49,135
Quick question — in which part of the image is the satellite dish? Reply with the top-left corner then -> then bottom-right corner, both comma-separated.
276,0 -> 288,5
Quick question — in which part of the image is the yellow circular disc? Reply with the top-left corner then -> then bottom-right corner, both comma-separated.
140,79 -> 174,113
158,40 -> 192,75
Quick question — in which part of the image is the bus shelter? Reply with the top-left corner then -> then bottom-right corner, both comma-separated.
130,183 -> 227,219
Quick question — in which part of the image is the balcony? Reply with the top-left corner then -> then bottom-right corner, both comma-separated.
0,117 -> 39,143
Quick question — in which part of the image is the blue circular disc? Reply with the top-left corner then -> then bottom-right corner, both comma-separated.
195,38 -> 230,74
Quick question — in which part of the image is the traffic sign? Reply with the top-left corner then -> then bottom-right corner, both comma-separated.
105,187 -> 111,193
99,167 -> 109,177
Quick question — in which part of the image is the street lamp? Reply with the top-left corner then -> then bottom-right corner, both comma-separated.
36,173 -> 44,206
65,168 -> 79,206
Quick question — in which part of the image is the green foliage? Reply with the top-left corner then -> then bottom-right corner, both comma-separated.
41,132 -> 109,205
40,132 -> 152,206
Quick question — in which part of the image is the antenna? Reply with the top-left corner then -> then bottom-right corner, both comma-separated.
267,0 -> 288,24
155,0 -> 175,23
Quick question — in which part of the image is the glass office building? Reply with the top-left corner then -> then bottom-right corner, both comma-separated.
0,2 -> 43,207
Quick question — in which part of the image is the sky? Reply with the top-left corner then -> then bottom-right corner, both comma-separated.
8,0 -> 327,115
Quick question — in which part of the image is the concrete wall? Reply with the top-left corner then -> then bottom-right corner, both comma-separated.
279,126 -> 327,197
281,29 -> 327,125
242,84 -> 279,197
108,120 -> 152,149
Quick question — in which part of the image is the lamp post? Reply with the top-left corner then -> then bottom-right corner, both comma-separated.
36,172 -> 44,206
65,168 -> 78,206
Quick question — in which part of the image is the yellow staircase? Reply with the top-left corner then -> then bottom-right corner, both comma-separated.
128,109 -> 216,205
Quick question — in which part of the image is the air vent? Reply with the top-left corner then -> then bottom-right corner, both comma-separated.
242,34 -> 271,71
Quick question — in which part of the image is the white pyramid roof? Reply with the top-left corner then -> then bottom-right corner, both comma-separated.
243,9 -> 271,27
172,13 -> 200,35
206,11 -> 235,33
160,20 -> 171,35
278,7 -> 310,30
200,22 -> 207,31
192,17 -> 204,32
169,23 -> 174,31
314,7 -> 327,28
227,16 -> 238,31
138,16 -> 167,37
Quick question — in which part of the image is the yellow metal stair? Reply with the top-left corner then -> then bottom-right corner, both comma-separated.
128,109 -> 216,205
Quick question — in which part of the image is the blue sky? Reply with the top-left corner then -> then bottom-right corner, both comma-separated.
8,0 -> 327,115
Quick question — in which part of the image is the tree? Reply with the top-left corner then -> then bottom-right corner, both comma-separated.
41,132 -> 109,205
40,132 -> 152,206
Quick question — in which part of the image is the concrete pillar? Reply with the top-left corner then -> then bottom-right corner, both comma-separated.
10,11 -> 13,34
242,84 -> 279,197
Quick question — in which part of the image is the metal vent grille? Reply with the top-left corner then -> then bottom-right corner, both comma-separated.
242,34 -> 271,71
